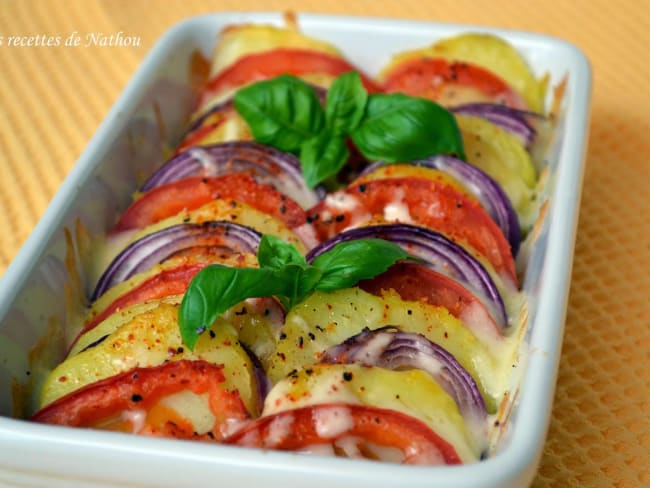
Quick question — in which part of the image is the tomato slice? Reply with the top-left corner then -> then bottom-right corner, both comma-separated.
359,262 -> 502,342
200,48 -> 382,102
70,253 -> 282,356
383,58 -> 527,110
174,103 -> 253,155
114,174 -> 307,231
308,177 -> 516,284
31,360 -> 249,441
175,117 -> 231,155
73,263 -> 206,348
80,247 -> 255,342
225,403 -> 461,465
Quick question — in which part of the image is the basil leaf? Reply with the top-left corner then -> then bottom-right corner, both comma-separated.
351,93 -> 466,161
234,75 -> 325,152
179,265 -> 288,350
257,234 -> 306,270
299,129 -> 350,188
256,236 -> 319,307
312,238 -> 413,291
179,236 -> 415,350
278,263 -> 323,309
325,71 -> 367,135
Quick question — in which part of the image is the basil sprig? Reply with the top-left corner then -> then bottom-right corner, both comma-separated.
234,74 -> 325,153
179,235 -> 413,350
351,93 -> 464,162
324,71 -> 368,135
233,71 -> 466,188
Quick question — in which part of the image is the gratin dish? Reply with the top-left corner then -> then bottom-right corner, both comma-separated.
0,12 -> 590,488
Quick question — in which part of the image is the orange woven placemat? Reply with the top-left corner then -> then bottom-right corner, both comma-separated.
1,1 -> 648,486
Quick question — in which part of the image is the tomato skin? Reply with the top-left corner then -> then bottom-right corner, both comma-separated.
174,102 -> 251,155
308,177 -> 516,284
175,116 -> 230,155
114,173 -> 308,231
78,248 -> 253,343
31,360 -> 249,441
359,262 -> 502,339
200,48 -> 382,102
225,403 -> 461,465
71,263 -> 207,350
383,58 -> 527,110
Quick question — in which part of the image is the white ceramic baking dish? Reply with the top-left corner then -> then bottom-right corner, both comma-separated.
0,12 -> 591,488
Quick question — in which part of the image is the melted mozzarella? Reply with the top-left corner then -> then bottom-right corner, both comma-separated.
334,435 -> 362,457
312,406 -> 354,439
340,437 -> 406,463
265,413 -> 295,447
300,437 -> 409,464
221,417 -> 252,439
324,193 -> 361,212
410,353 -> 444,377
356,332 -> 393,362
383,188 -> 414,223
384,201 -> 413,223
404,443 -> 445,465
122,409 -> 146,434
458,300 -> 503,346
341,212 -> 372,233
264,370 -> 360,415
293,223 -> 320,250
426,199 -> 445,219
187,146 -> 218,170
262,364 -> 477,463
237,427 -> 261,447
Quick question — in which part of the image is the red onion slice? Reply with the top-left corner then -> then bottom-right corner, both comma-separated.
321,326 -> 487,448
451,103 -> 539,147
141,141 -> 324,208
306,223 -> 508,329
91,221 -> 261,301
185,97 -> 234,135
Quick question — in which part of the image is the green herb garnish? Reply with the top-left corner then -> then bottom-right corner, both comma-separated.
233,74 -> 325,153
351,93 -> 465,162
179,235 -> 412,350
233,71 -> 466,187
